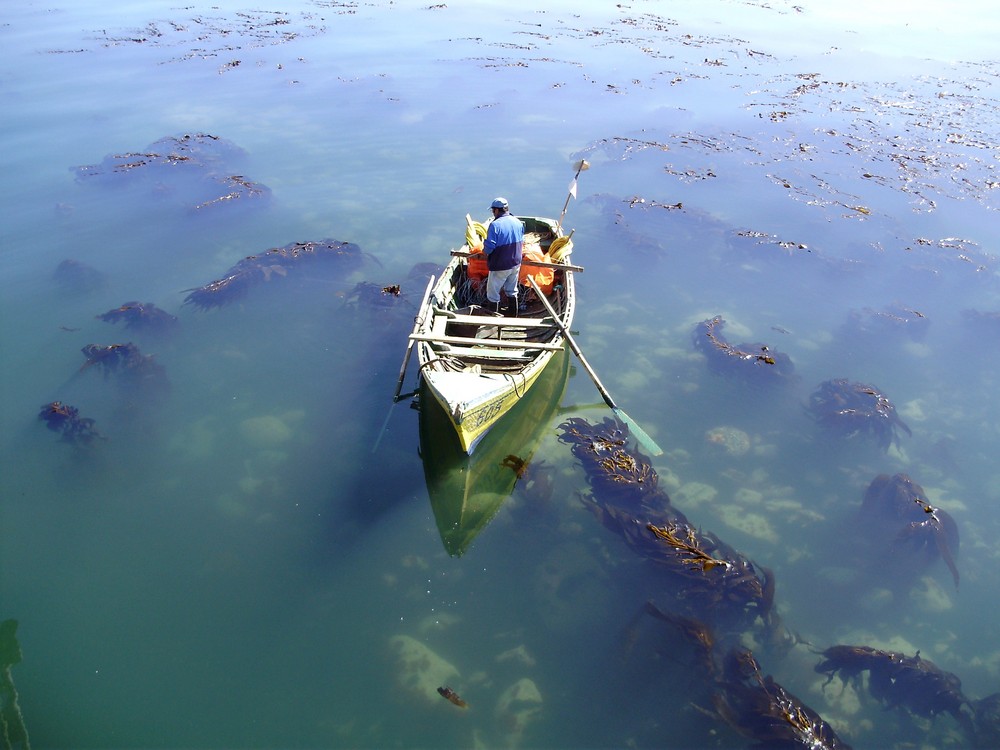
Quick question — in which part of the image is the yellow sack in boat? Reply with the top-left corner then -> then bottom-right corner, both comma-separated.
464,216 -> 490,282
465,220 -> 487,249
549,235 -> 573,262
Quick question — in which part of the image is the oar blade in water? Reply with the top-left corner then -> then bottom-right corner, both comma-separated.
614,407 -> 663,456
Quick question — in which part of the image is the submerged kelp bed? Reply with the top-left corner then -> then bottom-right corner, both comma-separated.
2,0 -> 1000,748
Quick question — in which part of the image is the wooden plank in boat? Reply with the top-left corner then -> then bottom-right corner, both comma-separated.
450,250 -> 584,273
434,311 -> 556,328
431,314 -> 448,338
410,333 -> 563,351
431,345 -> 532,360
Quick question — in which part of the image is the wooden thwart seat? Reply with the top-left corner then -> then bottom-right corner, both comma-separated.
430,344 -> 533,360
449,250 -> 584,273
433,310 -> 555,328
410,333 -> 564,351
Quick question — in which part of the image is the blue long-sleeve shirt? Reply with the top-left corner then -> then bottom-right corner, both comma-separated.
483,213 -> 524,271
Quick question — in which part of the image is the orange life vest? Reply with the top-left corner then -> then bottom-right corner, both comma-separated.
519,247 -> 554,295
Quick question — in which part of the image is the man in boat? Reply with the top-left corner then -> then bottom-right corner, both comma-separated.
483,197 -> 524,316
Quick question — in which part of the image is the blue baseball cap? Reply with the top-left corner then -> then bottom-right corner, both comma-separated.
490,197 -> 508,210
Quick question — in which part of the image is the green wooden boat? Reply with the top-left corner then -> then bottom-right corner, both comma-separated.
412,215 -> 576,454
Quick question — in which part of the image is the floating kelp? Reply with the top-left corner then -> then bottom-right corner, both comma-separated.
193,174 -> 270,210
183,239 -> 365,310
816,645 -> 971,723
582,193 -> 700,262
906,236 -> 996,276
838,303 -> 929,342
38,401 -> 104,444
637,601 -> 848,748
713,647 -> 852,750
74,133 -> 244,180
640,601 -> 717,676
79,342 -> 168,394
357,261 -> 441,315
97,301 -> 178,332
73,133 -> 270,212
558,416 -> 775,632
728,228 -> 811,259
858,473 -> 960,590
343,281 -> 408,312
646,520 -> 775,632
724,228 -> 872,279
89,8 -> 332,62
80,342 -> 144,375
693,316 -> 795,385
806,379 -> 910,452
558,416 -> 660,504
569,40 -> 1000,225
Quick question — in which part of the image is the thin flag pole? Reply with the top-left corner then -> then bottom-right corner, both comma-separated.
557,159 -> 590,230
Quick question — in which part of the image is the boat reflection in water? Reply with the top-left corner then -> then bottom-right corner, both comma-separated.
419,348 -> 570,556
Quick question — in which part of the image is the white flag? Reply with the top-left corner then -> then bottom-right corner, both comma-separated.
568,178 -> 577,199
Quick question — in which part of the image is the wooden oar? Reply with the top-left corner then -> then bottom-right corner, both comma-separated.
527,276 -> 663,456
373,274 -> 437,453
392,273 -> 436,402
450,250 -> 585,273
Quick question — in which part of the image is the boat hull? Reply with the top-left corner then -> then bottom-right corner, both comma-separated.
421,346 -> 557,453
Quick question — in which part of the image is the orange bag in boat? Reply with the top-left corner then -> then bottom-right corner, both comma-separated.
467,245 -> 488,281
519,247 -> 554,295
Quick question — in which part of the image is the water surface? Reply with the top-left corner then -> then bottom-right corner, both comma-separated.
3,1 -> 1000,747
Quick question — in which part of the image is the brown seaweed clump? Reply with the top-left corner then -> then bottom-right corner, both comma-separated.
713,647 -> 852,749
693,316 -> 795,385
857,473 -> 960,590
38,401 -> 104,444
806,378 -> 910,452
78,342 -> 169,397
98,301 -> 178,332
74,133 -> 245,180
342,281 -> 412,318
183,239 -> 365,310
558,416 -> 775,633
815,645 -> 970,722
73,133 -> 270,211
839,304 -> 929,342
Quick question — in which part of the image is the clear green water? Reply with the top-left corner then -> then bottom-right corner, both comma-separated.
2,1 -> 1000,747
